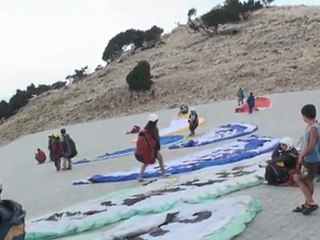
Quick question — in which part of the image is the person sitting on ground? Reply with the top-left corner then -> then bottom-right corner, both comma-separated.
0,181 -> 27,240
35,148 -> 47,164
265,137 -> 298,186
293,104 -> 320,215
178,104 -> 189,116
236,88 -> 245,106
135,113 -> 169,182
188,108 -> 199,137
246,92 -> 255,114
126,125 -> 141,135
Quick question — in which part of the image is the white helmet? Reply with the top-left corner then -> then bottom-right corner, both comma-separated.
148,113 -> 159,122
280,137 -> 294,150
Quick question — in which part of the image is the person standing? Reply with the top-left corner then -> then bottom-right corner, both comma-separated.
60,128 -> 77,170
236,88 -> 245,106
188,108 -> 199,137
246,92 -> 255,114
52,134 -> 63,171
48,134 -> 54,162
293,104 -> 320,215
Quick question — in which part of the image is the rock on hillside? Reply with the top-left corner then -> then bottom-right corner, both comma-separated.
1,6 -> 320,145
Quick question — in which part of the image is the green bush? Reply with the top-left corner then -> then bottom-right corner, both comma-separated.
0,81 -> 66,120
126,61 -> 153,91
102,26 -> 163,62
201,0 -> 262,33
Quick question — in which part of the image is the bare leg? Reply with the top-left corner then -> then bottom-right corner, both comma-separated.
294,173 -> 315,204
304,178 -> 315,197
157,152 -> 166,174
139,164 -> 148,179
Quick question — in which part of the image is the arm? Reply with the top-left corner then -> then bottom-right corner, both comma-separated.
299,127 -> 318,161
153,128 -> 160,150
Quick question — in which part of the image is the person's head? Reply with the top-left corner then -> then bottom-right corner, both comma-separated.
48,135 -> 52,139
279,137 -> 294,151
148,113 -> 158,123
250,92 -> 253,96
145,114 -> 158,130
301,104 -> 316,123
190,107 -> 196,114
37,148 -> 41,152
60,128 -> 66,135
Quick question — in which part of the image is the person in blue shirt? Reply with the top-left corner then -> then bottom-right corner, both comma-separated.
293,104 -> 320,215
246,92 -> 255,114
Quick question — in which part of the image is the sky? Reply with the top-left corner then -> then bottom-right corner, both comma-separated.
0,0 -> 319,100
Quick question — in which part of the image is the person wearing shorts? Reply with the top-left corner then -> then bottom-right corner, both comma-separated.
293,104 -> 320,215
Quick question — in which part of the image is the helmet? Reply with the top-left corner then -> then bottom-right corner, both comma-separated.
53,133 -> 60,139
280,137 -> 294,149
148,113 -> 159,122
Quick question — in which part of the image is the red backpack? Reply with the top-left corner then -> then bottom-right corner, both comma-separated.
135,130 -> 157,165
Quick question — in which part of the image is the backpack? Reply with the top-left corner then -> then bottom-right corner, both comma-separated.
135,130 -> 156,165
67,137 -> 78,158
0,200 -> 26,240
265,163 -> 289,185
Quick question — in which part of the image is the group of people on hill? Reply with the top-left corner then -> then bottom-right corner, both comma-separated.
265,104 -> 320,215
35,128 -> 77,171
236,88 -> 255,114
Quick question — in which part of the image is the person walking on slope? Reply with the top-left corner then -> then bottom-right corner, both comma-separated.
60,128 -> 77,171
236,88 -> 245,106
135,114 -> 169,182
188,108 -> 199,137
246,92 -> 255,114
293,104 -> 320,215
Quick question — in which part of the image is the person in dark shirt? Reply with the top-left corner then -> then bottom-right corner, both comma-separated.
246,92 -> 255,114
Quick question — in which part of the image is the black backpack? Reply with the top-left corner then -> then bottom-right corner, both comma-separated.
68,137 -> 78,158
0,200 -> 26,240
265,163 -> 289,185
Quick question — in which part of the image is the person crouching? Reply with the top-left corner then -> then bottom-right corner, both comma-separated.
265,137 -> 298,186
135,114 -> 168,182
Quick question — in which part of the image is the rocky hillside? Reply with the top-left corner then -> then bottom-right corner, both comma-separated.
1,6 -> 320,145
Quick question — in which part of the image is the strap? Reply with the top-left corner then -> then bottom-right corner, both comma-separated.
142,134 -> 153,154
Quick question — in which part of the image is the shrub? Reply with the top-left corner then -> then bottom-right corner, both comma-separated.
102,26 -> 163,62
126,61 -> 153,91
201,0 -> 262,34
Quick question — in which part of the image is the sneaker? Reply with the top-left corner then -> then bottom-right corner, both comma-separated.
161,172 -> 171,178
137,177 -> 145,183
